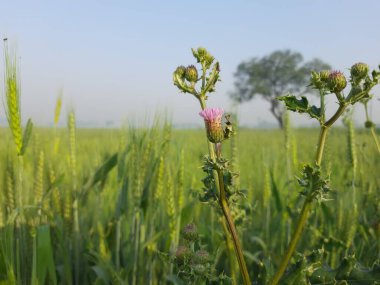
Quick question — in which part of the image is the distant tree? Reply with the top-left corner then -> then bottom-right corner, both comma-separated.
231,50 -> 331,128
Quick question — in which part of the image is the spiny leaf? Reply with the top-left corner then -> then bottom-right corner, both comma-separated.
278,95 -> 321,121
297,164 -> 330,202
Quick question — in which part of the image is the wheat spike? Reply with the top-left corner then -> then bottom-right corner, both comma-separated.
68,111 -> 77,189
34,151 -> 45,207
154,156 -> 164,201
166,172 -> 176,245
5,165 -> 15,215
54,92 -> 63,126
49,166 -> 62,215
3,42 -> 23,155
177,149 -> 185,211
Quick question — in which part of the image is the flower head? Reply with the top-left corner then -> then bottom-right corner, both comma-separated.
182,223 -> 198,242
199,108 -> 224,122
327,71 -> 347,93
319,70 -> 330,82
350,62 -> 369,81
175,245 -> 192,265
195,250 -> 210,264
185,65 -> 198,82
199,108 -> 225,143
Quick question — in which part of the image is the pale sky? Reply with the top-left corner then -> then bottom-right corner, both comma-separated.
1,0 -> 379,128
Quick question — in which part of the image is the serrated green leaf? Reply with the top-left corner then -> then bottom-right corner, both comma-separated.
278,95 -> 321,120
297,164 -> 330,201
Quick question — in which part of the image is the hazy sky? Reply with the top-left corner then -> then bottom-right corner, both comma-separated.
1,0 -> 380,127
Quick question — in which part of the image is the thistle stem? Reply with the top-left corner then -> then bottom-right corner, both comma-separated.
198,97 -> 251,284
269,103 -> 346,285
217,168 -> 251,285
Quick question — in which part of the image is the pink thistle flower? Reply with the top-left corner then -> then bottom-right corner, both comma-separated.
199,108 -> 225,143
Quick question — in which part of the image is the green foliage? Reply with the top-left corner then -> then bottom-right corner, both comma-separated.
278,95 -> 321,121
171,224 -> 230,283
0,126 -> 379,284
297,164 -> 330,202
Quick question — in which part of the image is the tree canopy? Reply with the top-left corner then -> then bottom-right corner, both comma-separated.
231,50 -> 331,128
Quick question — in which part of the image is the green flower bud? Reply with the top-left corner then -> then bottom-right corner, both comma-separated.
175,245 -> 192,265
182,223 -> 198,242
205,53 -> 215,69
197,47 -> 208,58
193,264 -> 206,275
185,65 -> 198,82
351,62 -> 369,81
327,71 -> 347,93
194,250 -> 210,264
175,66 -> 186,78
365,120 -> 375,128
319,70 -> 330,82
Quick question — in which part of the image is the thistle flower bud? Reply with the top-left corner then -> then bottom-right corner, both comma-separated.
185,65 -> 198,82
327,71 -> 347,93
175,245 -> 192,265
319,70 -> 330,82
365,120 -> 375,128
174,66 -> 186,78
197,47 -> 207,58
351,62 -> 369,81
193,264 -> 206,274
195,250 -> 210,264
173,66 -> 194,94
192,47 -> 215,68
205,53 -> 215,68
182,223 -> 198,242
199,108 -> 225,143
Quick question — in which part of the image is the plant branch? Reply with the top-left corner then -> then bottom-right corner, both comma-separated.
269,103 -> 345,284
217,167 -> 251,285
199,96 -> 251,284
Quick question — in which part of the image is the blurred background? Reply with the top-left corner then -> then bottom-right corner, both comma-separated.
1,0 -> 379,128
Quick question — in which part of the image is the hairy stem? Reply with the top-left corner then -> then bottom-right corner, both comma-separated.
269,103 -> 345,284
199,97 -> 251,284
217,168 -> 251,285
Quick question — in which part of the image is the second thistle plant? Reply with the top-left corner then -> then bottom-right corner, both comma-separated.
269,62 -> 380,284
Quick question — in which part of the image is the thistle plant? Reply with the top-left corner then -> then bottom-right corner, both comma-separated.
172,223 -> 229,283
269,63 -> 380,284
173,48 -> 251,284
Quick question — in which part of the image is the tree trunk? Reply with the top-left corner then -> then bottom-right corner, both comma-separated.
270,99 -> 284,129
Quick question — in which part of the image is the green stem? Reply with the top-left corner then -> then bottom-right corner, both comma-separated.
115,218 -> 121,270
222,219 -> 238,285
369,127 -> 380,155
315,126 -> 328,167
73,199 -> 80,285
320,90 -> 326,124
217,168 -> 251,285
269,104 -> 345,285
17,155 -> 25,284
324,103 -> 347,128
198,97 -> 251,284
268,201 -> 312,285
